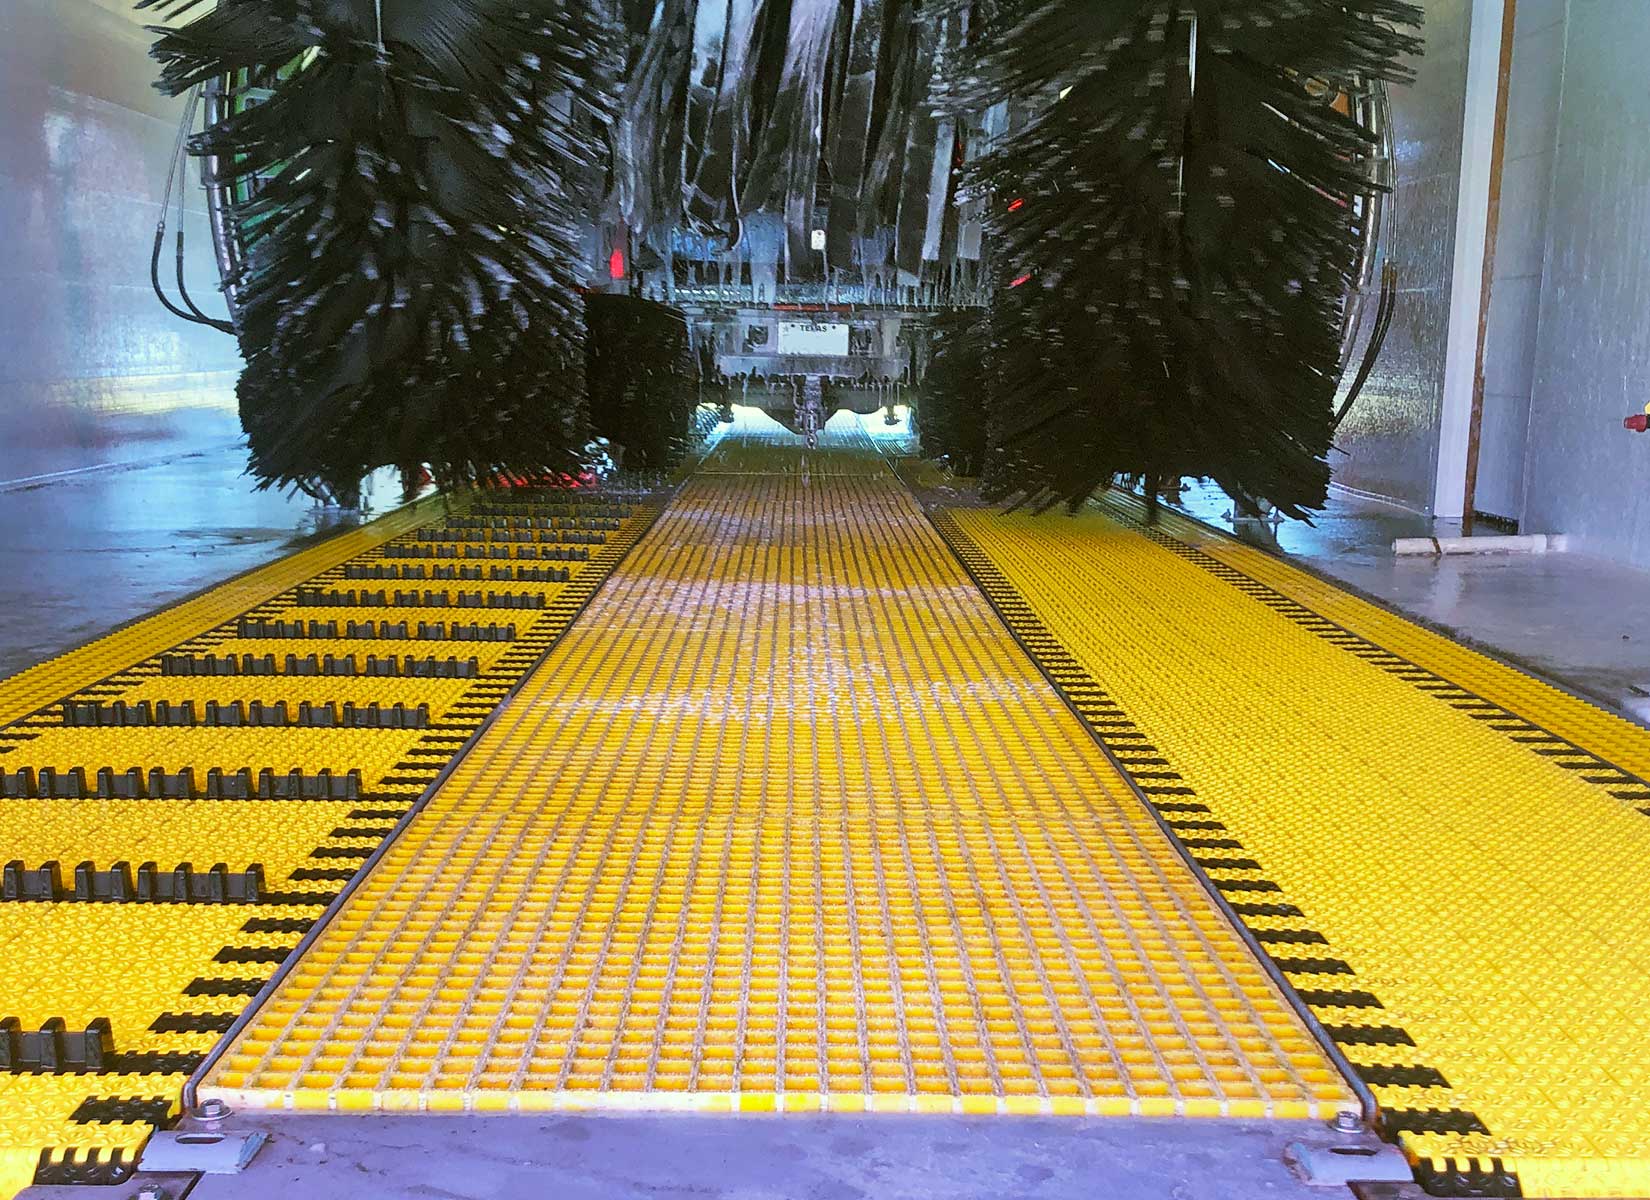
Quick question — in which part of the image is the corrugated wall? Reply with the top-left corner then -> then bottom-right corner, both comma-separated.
1521,0 -> 1650,567
1332,0 -> 1473,512
0,0 -> 242,485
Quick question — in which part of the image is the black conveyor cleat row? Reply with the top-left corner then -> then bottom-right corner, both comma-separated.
465,502 -> 631,518
183,978 -> 262,998
377,543 -> 589,561
240,617 -> 517,641
292,588 -> 545,610
1354,1063 -> 1452,1089
61,699 -> 431,729
0,765 -> 362,800
439,515 -> 622,531
161,652 -> 479,678
4,859 -> 266,903
1321,1023 -> 1417,1047
3,1025 -> 196,1074
1378,1108 -> 1492,1137
213,945 -> 288,965
1412,1157 -> 1522,1197
242,915 -> 317,935
491,565 -> 570,583
34,1147 -> 137,1186
70,1096 -> 175,1126
343,563 -> 573,584
345,563 -> 475,581
61,700 -> 195,728
412,528 -> 606,544
1,1018 -> 113,1072
148,1012 -> 236,1034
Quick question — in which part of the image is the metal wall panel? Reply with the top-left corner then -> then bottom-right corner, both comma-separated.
1333,0 -> 1472,511
1522,0 -> 1650,567
1475,3 -> 1567,521
0,0 -> 242,485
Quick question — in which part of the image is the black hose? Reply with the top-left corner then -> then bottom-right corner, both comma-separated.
150,84 -> 234,333
151,224 -> 210,327
1332,261 -> 1397,433
176,192 -> 234,332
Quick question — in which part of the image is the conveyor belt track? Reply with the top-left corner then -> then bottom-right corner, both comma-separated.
197,426 -> 1350,1126
0,488 -> 658,1195
13,416 -> 1646,1199
931,489 -> 1650,1199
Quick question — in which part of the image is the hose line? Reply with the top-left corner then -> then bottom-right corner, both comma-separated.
150,84 -> 235,333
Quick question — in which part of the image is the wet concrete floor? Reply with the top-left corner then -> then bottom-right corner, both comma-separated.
1,444 -> 1645,726
1174,480 -> 1650,723
0,442 -> 398,680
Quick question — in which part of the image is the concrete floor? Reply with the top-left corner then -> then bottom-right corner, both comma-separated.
12,1113 -> 1379,1200
0,443 -> 402,681
1175,480 -> 1650,724
11,440 -> 1611,1199
2,444 -> 1645,725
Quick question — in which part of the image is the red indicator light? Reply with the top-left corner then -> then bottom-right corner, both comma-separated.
1007,198 -> 1024,212
1010,273 -> 1031,288
609,248 -> 626,280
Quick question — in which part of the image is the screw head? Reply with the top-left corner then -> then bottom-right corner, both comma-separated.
1330,1109 -> 1364,1134
197,1097 -> 232,1123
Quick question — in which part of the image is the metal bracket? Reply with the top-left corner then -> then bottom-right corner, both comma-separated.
137,1130 -> 267,1175
1284,1140 -> 1414,1187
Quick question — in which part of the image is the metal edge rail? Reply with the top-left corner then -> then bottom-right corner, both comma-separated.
880,452 -> 1378,1128
927,508 -> 1378,1127
182,488 -> 676,1110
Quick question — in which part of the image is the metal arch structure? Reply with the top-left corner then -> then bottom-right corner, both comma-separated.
188,4 -> 998,303
169,1 -> 1409,476
599,0 -> 992,300
181,1 -> 999,436
589,0 -> 1000,435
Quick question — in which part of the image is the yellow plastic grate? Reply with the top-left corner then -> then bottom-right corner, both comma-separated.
1130,496 -> 1650,783
0,905 -> 308,1050
201,430 -> 1350,1120
0,496 -> 452,729
0,487 -> 657,1197
0,798 -> 374,885
944,500 -> 1650,1199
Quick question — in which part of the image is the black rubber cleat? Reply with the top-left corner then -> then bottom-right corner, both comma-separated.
0,1017 -> 114,1072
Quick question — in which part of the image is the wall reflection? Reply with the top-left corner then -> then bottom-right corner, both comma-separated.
1,0 -> 244,485
0,1 -> 376,675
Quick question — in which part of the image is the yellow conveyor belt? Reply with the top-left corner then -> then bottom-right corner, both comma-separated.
199,429 -> 1349,1128
934,491 -> 1650,1199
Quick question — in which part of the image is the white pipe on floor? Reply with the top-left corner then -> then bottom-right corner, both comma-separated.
1393,533 -> 1567,556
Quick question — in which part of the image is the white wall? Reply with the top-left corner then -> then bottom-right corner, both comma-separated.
0,0 -> 242,485
1520,0 -> 1650,566
1475,0 -> 1566,522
